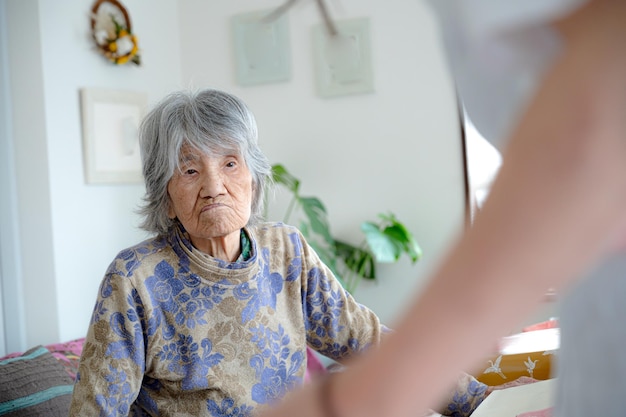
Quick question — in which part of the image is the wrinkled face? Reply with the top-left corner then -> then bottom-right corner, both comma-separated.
167,145 -> 253,248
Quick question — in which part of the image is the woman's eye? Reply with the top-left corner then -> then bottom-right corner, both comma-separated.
184,168 -> 197,175
226,161 -> 237,168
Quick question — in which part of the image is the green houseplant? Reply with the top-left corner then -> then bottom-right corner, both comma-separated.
267,164 -> 422,293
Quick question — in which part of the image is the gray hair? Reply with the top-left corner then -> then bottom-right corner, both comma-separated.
137,89 -> 272,235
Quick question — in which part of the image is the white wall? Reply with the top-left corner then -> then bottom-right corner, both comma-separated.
3,0 -> 184,350
2,0 -> 464,353
177,0 -> 465,325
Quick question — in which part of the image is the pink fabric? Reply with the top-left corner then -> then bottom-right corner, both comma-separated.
522,319 -> 559,332
517,407 -> 553,417
0,351 -> 21,361
304,347 -> 327,382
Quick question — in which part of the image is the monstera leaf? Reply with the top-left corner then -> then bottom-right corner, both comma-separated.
268,164 -> 421,294
362,213 -> 422,264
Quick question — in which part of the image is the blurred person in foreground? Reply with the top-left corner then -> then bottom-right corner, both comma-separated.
260,1 -> 626,416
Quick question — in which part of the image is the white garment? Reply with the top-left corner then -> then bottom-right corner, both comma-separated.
427,2 -> 626,416
427,0 -> 584,149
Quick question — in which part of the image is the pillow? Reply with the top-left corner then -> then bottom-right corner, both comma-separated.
0,337 -> 85,381
0,346 -> 74,416
45,338 -> 85,380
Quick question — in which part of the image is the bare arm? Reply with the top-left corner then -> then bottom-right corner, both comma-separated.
263,1 -> 626,416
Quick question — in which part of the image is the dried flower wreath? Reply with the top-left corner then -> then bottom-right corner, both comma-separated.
90,0 -> 141,66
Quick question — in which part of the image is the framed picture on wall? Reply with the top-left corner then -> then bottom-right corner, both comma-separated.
231,9 -> 291,86
79,88 -> 147,184
312,17 -> 374,98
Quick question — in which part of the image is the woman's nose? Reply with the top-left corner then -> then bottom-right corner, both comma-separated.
199,169 -> 226,198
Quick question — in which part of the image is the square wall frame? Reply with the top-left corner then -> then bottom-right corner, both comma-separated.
80,88 -> 147,184
232,9 -> 291,86
313,17 -> 374,98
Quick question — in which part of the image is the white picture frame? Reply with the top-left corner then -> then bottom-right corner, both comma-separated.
312,17 -> 374,98
80,88 -> 147,184
231,9 -> 291,86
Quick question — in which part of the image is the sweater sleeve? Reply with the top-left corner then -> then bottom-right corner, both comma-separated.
69,270 -> 147,416
297,231 -> 389,361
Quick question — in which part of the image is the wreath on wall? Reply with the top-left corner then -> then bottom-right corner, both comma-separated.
90,0 -> 141,66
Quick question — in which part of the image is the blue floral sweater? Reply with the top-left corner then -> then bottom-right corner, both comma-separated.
69,222 -> 388,416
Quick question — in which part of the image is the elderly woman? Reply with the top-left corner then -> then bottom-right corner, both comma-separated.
69,89 -> 487,417
68,89 -> 388,416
